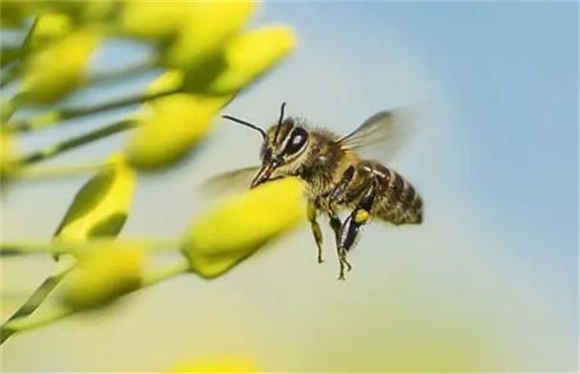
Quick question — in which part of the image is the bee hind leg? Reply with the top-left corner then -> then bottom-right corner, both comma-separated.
336,182 -> 377,279
307,200 -> 324,263
327,210 -> 351,280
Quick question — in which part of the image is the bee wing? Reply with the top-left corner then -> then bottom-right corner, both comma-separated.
338,108 -> 416,161
200,166 -> 260,198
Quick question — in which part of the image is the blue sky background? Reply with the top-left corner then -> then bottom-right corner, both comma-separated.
2,2 -> 577,371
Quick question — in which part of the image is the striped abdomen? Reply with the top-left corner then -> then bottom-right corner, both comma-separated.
350,161 -> 423,225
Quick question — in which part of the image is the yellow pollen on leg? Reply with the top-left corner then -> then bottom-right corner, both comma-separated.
354,209 -> 369,224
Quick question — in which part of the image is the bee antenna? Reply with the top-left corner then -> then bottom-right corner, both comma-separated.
274,102 -> 286,143
222,115 -> 267,140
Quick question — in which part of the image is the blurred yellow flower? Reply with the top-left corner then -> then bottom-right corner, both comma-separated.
79,0 -> 119,22
182,177 -> 306,278
0,1 -> 31,27
27,13 -> 73,50
206,26 -> 296,95
126,71 -> 231,170
165,1 -> 256,70
119,0 -> 195,41
0,128 -> 18,178
20,28 -> 101,103
59,241 -> 146,310
146,69 -> 185,96
53,152 -> 136,246
171,356 -> 259,373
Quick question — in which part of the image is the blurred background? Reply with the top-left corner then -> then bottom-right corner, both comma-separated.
1,1 -> 577,371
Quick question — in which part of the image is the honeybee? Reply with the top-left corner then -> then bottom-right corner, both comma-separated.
214,103 -> 423,279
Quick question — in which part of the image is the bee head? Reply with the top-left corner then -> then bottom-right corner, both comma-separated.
222,102 -> 309,188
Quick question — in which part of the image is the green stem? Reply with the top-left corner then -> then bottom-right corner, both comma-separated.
8,87 -> 181,132
12,161 -> 106,179
0,265 -> 73,345
17,119 -> 135,165
0,238 -> 181,256
1,259 -> 189,341
141,259 -> 190,287
87,57 -> 159,86
1,94 -> 23,122
0,17 -> 39,88
0,241 -> 55,256
0,241 -> 73,256
2,305 -> 74,340
20,16 -> 40,54
0,62 -> 20,88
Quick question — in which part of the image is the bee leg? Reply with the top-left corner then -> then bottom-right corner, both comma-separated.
337,183 -> 377,278
326,210 -> 350,280
329,166 -> 355,204
307,200 -> 324,263
324,166 -> 358,278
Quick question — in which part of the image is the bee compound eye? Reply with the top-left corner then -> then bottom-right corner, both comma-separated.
284,127 -> 308,155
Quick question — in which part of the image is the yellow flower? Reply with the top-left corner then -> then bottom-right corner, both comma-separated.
21,28 -> 101,103
0,128 -> 18,178
59,241 -> 145,310
126,71 -> 231,170
0,1 -> 31,27
146,69 -> 185,96
53,152 -> 136,245
171,356 -> 259,373
119,0 -> 195,41
79,0 -> 119,22
205,26 -> 296,95
181,177 -> 306,278
165,1 -> 256,70
27,13 -> 73,51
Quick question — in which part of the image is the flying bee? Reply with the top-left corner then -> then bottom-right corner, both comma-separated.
213,103 -> 423,279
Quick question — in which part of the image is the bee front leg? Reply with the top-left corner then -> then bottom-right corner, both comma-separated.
307,199 -> 324,263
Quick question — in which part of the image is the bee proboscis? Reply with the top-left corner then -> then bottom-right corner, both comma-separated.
214,103 -> 423,280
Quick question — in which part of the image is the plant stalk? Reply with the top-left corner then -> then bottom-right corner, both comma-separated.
18,119 -> 135,165
9,88 -> 180,132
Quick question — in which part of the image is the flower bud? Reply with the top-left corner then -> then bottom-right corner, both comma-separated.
206,26 -> 296,95
181,178 -> 306,278
27,13 -> 73,50
0,128 -> 18,179
0,1 -> 31,27
171,356 -> 259,373
146,69 -> 184,96
165,1 -> 256,70
118,0 -> 195,41
20,28 -> 101,103
126,71 -> 230,170
60,242 -> 145,310
53,152 -> 136,245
